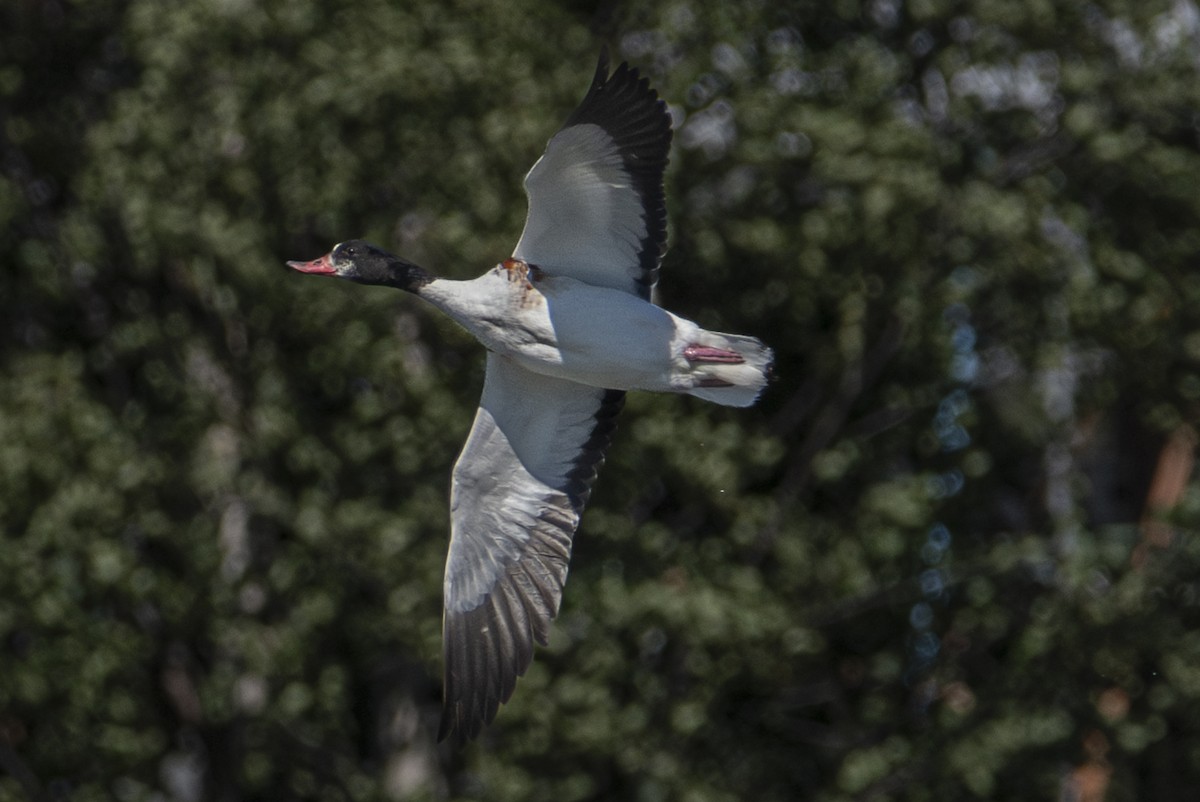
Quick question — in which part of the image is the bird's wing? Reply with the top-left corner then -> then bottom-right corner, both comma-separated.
438,352 -> 623,746
512,49 -> 672,301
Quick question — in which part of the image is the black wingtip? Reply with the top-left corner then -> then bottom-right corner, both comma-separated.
437,703 -> 469,749
436,711 -> 452,745
594,46 -> 611,85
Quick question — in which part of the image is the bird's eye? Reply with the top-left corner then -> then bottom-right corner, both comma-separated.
345,246 -> 357,256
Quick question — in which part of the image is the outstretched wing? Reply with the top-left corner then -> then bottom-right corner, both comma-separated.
438,353 -> 623,746
512,49 -> 673,300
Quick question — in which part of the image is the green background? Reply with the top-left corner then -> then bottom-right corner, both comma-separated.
4,0 -> 1200,799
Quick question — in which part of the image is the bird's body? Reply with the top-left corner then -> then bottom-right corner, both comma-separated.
419,258 -> 772,405
287,49 -> 773,746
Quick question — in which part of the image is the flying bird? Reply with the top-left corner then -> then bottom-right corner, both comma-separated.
287,50 -> 773,746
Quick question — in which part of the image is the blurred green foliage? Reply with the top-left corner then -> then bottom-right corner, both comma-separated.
4,0 -> 1200,800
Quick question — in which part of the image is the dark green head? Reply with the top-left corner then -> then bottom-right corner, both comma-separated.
287,240 -> 430,291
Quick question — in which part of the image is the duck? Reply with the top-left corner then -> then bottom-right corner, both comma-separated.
287,49 -> 774,747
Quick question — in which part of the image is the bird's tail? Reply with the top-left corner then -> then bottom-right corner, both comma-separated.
682,331 -> 774,407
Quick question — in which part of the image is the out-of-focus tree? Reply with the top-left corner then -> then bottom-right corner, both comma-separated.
2,1 -> 1200,800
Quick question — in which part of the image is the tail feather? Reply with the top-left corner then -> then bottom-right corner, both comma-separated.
683,331 -> 773,407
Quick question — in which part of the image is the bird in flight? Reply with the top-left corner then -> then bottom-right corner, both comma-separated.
288,50 -> 773,746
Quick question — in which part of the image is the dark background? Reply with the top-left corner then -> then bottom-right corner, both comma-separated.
4,0 -> 1200,799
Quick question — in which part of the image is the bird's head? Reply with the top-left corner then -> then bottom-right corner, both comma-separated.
287,240 -> 429,291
